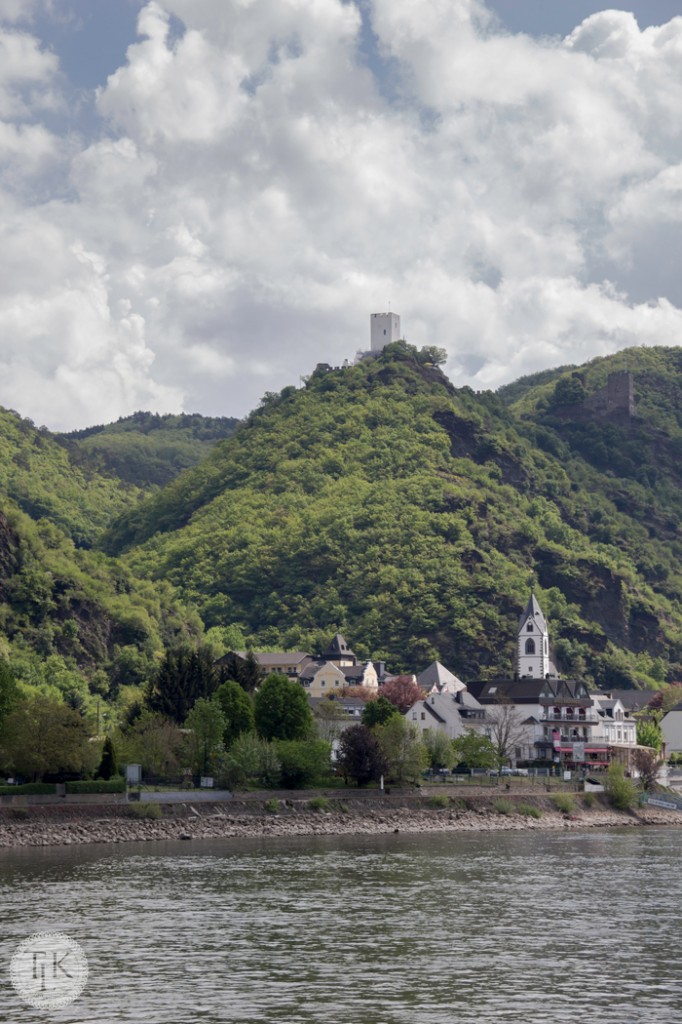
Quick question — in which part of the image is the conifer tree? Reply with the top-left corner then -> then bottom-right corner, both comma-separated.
97,736 -> 117,780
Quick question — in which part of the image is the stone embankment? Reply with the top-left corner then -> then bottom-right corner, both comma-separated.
0,792 -> 680,848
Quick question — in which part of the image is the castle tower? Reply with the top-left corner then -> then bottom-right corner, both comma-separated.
370,312 -> 401,352
517,593 -> 551,679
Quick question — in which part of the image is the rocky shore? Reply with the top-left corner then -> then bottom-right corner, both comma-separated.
1,793 -> 681,848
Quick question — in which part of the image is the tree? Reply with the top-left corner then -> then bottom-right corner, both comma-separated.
254,673 -> 312,741
648,685 -> 682,715
451,731 -> 498,770
183,697 -> 226,776
97,736 -> 118,780
0,695 -> 90,781
636,719 -> 663,751
337,724 -> 387,786
121,710 -> 184,777
221,732 -> 280,789
632,748 -> 663,791
0,659 -> 19,734
147,646 -> 220,724
314,699 -> 350,742
552,374 -> 586,406
423,729 -> 456,771
604,761 -> 637,810
275,739 -> 331,788
362,695 -> 399,728
380,677 -> 425,714
485,702 -> 529,765
375,717 -> 427,785
214,679 -> 254,746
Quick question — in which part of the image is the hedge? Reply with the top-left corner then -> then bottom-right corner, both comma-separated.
65,778 -> 126,794
0,783 -> 56,796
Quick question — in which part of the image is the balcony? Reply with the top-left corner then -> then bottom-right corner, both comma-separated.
540,712 -> 599,725
536,738 -> 609,753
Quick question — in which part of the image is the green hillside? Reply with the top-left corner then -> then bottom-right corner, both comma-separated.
105,343 -> 682,690
0,408 -> 208,710
0,407 -> 145,548
59,411 -> 239,488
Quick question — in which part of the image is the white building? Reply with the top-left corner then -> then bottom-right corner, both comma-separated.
370,312 -> 401,352
517,592 -> 555,679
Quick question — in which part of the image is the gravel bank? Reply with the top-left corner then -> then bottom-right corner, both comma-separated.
1,795 -> 680,848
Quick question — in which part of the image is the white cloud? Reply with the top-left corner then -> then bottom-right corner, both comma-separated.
1,1 -> 682,428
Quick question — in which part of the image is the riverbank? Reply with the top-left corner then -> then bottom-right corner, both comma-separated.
1,791 -> 681,847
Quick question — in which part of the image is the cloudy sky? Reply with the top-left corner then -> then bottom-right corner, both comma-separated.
1,0 -> 681,429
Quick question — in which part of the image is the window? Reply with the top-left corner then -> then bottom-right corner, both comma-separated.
525,639 -> 536,655
412,713 -> 417,720
527,622 -> 533,632
421,712 -> 425,721
321,681 -> 325,687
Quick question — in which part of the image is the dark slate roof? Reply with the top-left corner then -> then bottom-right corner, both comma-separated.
466,677 -> 591,705
319,633 -> 356,662
605,689 -> 658,711
341,665 -> 371,682
518,592 -> 547,631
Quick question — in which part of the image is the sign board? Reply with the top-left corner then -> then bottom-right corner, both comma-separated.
125,764 -> 141,785
563,771 -> 571,781
645,796 -> 682,811
573,743 -> 585,762
200,776 -> 214,788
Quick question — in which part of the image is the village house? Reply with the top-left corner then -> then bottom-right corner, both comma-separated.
407,689 -> 485,740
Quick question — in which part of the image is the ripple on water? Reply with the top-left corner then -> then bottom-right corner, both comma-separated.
0,829 -> 681,1024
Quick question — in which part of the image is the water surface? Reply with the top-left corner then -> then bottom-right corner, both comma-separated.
1,828 -> 679,1024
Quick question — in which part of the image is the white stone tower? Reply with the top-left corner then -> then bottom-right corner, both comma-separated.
370,312 -> 401,352
517,593 -> 551,678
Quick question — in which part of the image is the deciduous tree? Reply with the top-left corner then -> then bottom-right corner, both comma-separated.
362,695 -> 399,728
183,697 -> 226,776
380,677 -> 425,715
337,724 -> 386,787
375,717 -> 427,785
0,695 -> 90,781
214,679 -> 254,746
485,702 -> 529,765
275,739 -> 331,788
452,731 -> 498,770
254,673 -> 312,741
423,729 -> 456,771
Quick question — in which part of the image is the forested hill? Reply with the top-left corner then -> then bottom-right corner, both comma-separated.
58,411 -> 239,488
0,407 -> 213,712
105,343 -> 682,691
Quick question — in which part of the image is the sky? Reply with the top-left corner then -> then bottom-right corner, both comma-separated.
1,1 -> 682,429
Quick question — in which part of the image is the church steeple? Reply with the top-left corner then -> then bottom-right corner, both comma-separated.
517,592 -> 550,678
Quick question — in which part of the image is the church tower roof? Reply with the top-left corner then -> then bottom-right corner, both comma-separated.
518,592 -> 547,631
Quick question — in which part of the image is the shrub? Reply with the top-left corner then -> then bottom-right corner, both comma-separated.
265,798 -> 279,814
517,803 -> 542,818
128,802 -> 162,820
604,762 -> 637,811
65,778 -> 126,794
493,798 -> 515,815
551,793 -> 575,814
7,806 -> 29,819
582,792 -> 595,808
428,794 -> 450,809
275,739 -> 332,789
0,783 -> 55,795
308,796 -> 331,812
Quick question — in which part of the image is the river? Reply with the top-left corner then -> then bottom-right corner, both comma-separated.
1,828 -> 680,1024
